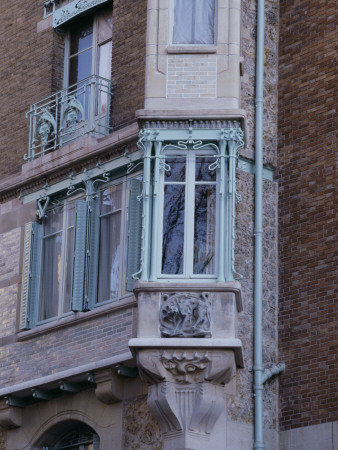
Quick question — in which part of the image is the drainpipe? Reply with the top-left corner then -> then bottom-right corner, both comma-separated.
253,0 -> 285,448
253,0 -> 265,446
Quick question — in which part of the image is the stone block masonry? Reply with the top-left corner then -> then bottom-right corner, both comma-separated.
167,54 -> 217,98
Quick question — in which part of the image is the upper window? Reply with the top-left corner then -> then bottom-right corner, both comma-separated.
159,149 -> 217,278
20,174 -> 142,330
65,6 -> 113,88
172,0 -> 216,45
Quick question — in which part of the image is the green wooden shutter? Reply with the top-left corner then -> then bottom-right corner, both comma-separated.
20,222 -> 42,330
71,200 -> 88,311
85,196 -> 100,310
126,178 -> 143,291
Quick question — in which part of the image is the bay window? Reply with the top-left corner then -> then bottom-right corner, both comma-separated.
160,151 -> 218,278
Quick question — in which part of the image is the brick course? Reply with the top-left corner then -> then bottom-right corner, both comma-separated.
278,0 -> 337,430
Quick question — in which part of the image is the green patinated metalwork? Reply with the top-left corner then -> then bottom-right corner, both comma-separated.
136,126 -> 245,282
52,0 -> 111,28
25,75 -> 113,161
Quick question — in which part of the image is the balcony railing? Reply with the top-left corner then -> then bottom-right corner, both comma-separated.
25,75 -> 113,161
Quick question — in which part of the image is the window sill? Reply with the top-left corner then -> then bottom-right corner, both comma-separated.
166,45 -> 217,54
17,294 -> 136,341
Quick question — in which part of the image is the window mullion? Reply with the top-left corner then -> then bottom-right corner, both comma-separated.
185,154 -> 195,276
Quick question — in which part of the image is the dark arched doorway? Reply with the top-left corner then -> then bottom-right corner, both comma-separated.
34,420 -> 100,449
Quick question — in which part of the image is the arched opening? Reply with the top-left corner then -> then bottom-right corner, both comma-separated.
33,420 -> 100,450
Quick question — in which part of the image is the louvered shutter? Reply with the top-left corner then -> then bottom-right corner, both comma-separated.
85,196 -> 100,310
71,200 -> 88,311
126,178 -> 143,291
20,222 -> 42,330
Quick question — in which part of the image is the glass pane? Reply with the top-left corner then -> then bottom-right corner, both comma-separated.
193,185 -> 216,274
162,184 -> 185,274
195,156 -> 217,181
63,227 -> 74,313
173,0 -> 215,44
70,17 -> 93,55
193,0 -> 215,44
164,157 -> 186,182
44,205 -> 63,236
69,49 -> 93,86
98,7 -> 113,44
39,233 -> 62,320
100,184 -> 122,215
173,0 -> 194,44
97,212 -> 121,302
98,41 -> 112,80
67,200 -> 76,226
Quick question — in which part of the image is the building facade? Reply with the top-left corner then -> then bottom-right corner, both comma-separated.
0,0 -> 336,449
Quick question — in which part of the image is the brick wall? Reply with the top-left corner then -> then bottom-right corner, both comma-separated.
111,0 -> 147,130
0,0 -> 57,178
0,199 -> 137,389
167,54 -> 217,98
278,0 -> 337,430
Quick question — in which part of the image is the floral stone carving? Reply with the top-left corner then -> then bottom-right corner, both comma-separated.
160,292 -> 211,338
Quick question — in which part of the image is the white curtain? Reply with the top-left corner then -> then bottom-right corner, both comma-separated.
173,0 -> 215,44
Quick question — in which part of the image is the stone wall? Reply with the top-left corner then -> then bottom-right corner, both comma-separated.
278,0 -> 337,431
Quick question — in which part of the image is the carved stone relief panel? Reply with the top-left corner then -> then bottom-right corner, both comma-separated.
160,292 -> 211,338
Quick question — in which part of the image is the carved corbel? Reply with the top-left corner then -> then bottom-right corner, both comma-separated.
0,401 -> 22,429
136,348 -> 236,450
94,369 -> 123,404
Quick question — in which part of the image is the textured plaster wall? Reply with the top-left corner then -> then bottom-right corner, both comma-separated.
123,395 -> 162,450
241,0 -> 279,167
225,0 -> 280,437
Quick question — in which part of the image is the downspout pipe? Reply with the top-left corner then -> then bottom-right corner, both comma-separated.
253,1 -> 285,448
253,0 -> 266,448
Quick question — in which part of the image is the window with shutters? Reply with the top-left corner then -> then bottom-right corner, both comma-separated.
20,174 -> 142,330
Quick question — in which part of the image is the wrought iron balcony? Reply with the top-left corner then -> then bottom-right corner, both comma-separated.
25,75 -> 113,161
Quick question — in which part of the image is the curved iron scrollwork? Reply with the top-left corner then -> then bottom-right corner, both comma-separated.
160,292 -> 211,338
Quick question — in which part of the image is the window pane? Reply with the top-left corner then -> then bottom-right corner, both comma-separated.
70,17 -> 93,55
173,0 -> 215,44
195,156 -> 217,181
97,212 -> 121,302
194,185 -> 216,274
39,233 -> 62,320
162,184 -> 185,274
194,0 -> 215,44
173,0 -> 194,44
69,49 -> 93,86
100,184 -> 122,215
44,205 -> 63,236
98,7 -> 113,44
98,41 -> 112,80
164,157 -> 186,182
